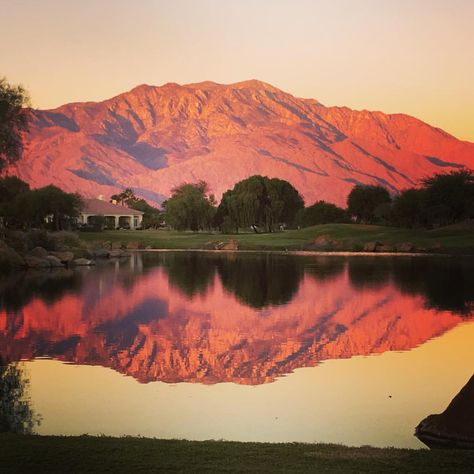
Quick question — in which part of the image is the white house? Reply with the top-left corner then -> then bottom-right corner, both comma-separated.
79,199 -> 144,229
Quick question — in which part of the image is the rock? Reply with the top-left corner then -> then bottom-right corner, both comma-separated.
376,244 -> 395,252
28,246 -> 49,258
395,242 -> 414,252
71,258 -> 95,266
126,241 -> 139,250
111,241 -> 123,250
91,248 -> 110,259
46,255 -> 64,267
145,245 -> 153,250
363,241 -> 380,252
0,245 -> 25,268
314,235 -> 332,246
50,251 -> 74,263
25,255 -> 51,268
109,249 -> 129,258
102,241 -> 112,250
220,239 -> 239,251
415,375 -> 474,449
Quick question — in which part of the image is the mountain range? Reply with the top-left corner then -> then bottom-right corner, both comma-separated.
6,80 -> 474,207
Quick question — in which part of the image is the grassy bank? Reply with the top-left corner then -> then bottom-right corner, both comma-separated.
78,223 -> 474,254
1,435 -> 474,473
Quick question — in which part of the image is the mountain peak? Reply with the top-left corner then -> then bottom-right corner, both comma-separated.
7,81 -> 474,208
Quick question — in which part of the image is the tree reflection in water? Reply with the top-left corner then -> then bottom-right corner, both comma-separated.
0,358 -> 41,434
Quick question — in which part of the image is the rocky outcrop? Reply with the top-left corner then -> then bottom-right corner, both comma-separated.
416,375 -> 474,449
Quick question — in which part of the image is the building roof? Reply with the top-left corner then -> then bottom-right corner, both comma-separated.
82,199 -> 144,216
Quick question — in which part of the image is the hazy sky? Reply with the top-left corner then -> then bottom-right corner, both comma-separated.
2,0 -> 473,140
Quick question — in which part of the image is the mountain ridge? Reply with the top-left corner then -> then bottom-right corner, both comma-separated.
5,80 -> 474,207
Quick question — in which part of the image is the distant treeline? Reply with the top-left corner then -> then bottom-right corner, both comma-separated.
162,169 -> 474,232
0,169 -> 472,232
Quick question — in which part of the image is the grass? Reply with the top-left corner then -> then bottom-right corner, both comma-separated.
78,223 -> 474,254
1,435 -> 474,473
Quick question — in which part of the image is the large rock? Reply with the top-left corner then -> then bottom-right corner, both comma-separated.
109,249 -> 129,258
71,258 -> 95,266
50,251 -> 74,263
25,255 -> 51,268
0,245 -> 25,268
28,246 -> 49,258
91,248 -> 110,259
126,241 -> 140,250
395,242 -> 414,253
375,243 -> 395,253
46,255 -> 64,267
111,241 -> 123,250
363,241 -> 380,252
415,375 -> 474,449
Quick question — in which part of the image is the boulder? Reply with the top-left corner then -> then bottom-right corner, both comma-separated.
0,245 -> 25,268
91,248 -> 110,259
363,241 -> 380,252
376,244 -> 395,253
145,245 -> 153,250
28,246 -> 49,258
46,255 -> 64,267
25,255 -> 51,268
220,239 -> 239,251
50,251 -> 74,263
415,375 -> 474,449
126,241 -> 139,250
109,249 -> 129,258
71,258 -> 95,266
395,242 -> 414,253
111,241 -> 123,250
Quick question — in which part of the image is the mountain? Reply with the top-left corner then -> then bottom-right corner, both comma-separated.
0,255 -> 469,385
6,80 -> 474,206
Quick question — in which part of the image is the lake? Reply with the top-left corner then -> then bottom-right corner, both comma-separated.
1,252 -> 473,448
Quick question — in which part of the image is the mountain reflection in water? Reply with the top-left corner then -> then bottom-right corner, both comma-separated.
0,253 -> 472,385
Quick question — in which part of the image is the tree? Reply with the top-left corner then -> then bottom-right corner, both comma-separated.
8,185 -> 83,230
0,358 -> 41,434
111,188 -> 137,206
126,198 -> 163,228
347,184 -> 391,223
296,200 -> 349,227
0,176 -> 30,202
164,181 -> 216,231
0,78 -> 30,169
422,169 -> 474,225
392,188 -> 427,228
215,176 -> 304,233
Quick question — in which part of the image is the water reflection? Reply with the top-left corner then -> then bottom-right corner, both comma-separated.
0,253 -> 472,385
0,357 -> 41,434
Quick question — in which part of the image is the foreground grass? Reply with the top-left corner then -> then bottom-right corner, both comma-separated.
79,223 -> 474,254
1,435 -> 474,473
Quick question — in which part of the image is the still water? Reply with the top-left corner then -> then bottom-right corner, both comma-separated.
1,252 -> 473,447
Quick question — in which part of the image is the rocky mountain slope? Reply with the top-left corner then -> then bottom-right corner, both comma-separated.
6,80 -> 474,206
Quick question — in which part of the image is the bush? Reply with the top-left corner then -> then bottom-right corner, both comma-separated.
25,230 -> 55,251
297,201 -> 349,227
50,231 -> 82,250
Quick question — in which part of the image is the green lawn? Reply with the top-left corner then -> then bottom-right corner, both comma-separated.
78,223 -> 474,253
1,435 -> 474,473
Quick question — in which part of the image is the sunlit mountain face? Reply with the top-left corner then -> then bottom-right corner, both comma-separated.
0,254 -> 472,385
6,80 -> 474,207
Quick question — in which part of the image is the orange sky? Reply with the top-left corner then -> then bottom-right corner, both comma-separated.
2,0 -> 473,141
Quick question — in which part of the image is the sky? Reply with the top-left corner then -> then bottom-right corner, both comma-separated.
1,0 -> 473,141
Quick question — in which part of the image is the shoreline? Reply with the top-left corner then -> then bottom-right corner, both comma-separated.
135,248 -> 455,257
